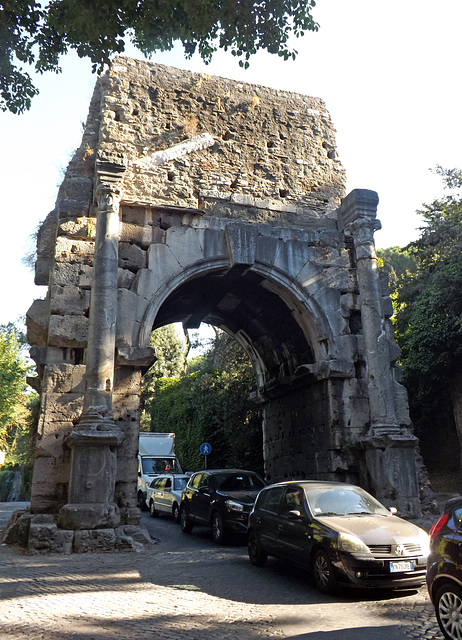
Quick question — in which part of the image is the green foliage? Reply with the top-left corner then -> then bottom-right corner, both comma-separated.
377,246 -> 417,289
0,323 -> 29,449
393,167 -> 462,433
150,330 -> 263,474
2,0 -> 319,114
140,324 -> 186,430
0,323 -> 38,499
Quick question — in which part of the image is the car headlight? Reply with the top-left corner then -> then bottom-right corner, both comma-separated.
418,529 -> 430,556
225,500 -> 244,512
338,532 -> 370,554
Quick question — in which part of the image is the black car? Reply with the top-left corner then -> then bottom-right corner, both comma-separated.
179,469 -> 266,544
427,496 -> 462,640
247,480 -> 430,593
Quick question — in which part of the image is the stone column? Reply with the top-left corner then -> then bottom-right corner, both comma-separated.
338,190 -> 420,516
58,172 -> 125,531
338,190 -> 398,432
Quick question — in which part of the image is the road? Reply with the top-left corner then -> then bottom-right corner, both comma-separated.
140,510 -> 443,639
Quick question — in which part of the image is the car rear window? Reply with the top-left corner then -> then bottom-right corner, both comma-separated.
173,477 -> 188,491
215,473 -> 265,491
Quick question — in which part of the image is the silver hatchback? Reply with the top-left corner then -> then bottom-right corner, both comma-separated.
146,474 -> 189,522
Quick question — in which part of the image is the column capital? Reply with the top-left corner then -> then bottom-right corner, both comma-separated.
95,182 -> 123,216
337,189 -> 380,233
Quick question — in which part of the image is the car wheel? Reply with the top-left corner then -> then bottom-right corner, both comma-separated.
435,582 -> 462,640
313,549 -> 338,594
248,531 -> 268,567
138,491 -> 147,511
211,511 -> 226,544
172,503 -> 180,523
149,501 -> 158,518
180,505 -> 194,533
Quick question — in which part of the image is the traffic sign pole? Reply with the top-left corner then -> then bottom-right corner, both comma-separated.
199,443 -> 212,469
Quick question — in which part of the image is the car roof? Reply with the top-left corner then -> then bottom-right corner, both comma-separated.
262,480 -> 362,490
154,474 -> 189,480
444,495 -> 462,511
191,469 -> 261,475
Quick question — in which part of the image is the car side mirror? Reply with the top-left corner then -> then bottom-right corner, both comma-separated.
198,486 -> 209,493
389,507 -> 398,515
288,509 -> 302,519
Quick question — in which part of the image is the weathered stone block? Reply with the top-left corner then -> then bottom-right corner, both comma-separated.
165,226 -> 205,268
119,241 -> 147,270
50,284 -> 90,316
55,237 -> 95,262
52,262 -> 93,288
74,528 -> 116,553
48,315 -> 89,347
28,520 -> 74,554
58,217 -> 96,239
26,298 -> 50,347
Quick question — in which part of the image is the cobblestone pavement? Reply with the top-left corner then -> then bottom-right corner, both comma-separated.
0,503 -> 445,640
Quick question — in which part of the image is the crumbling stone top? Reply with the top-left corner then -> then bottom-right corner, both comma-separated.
94,57 -> 345,224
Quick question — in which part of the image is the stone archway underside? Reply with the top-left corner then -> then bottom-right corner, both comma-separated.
10,57 -> 423,553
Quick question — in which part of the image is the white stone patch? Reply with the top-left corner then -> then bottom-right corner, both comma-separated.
135,133 -> 215,170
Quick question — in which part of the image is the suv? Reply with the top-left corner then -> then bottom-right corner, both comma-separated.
427,496 -> 462,640
179,469 -> 266,544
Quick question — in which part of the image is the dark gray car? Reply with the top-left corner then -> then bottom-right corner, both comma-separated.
247,480 -> 430,593
179,469 -> 266,544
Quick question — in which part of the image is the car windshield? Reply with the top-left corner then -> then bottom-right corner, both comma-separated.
306,485 -> 391,517
142,457 -> 181,474
173,477 -> 188,491
215,472 -> 266,492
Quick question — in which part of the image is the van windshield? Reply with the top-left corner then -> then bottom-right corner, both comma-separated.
141,457 -> 182,474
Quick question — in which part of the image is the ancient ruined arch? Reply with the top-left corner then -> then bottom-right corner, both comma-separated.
5,57 -> 426,553
137,259 -> 333,372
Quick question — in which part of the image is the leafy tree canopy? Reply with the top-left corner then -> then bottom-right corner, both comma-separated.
140,324 -> 186,430
0,323 -> 30,449
393,167 -> 462,423
377,246 -> 417,289
2,0 -> 319,114
150,329 -> 263,475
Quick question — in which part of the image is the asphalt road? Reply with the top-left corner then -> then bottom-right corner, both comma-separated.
140,509 -> 444,639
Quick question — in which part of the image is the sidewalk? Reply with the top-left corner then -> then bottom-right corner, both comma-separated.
0,502 -> 282,640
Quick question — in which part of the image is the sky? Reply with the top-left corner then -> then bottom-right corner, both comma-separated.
1,0 -> 461,329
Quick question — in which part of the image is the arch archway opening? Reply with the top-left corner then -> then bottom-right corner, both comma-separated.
152,264 -> 317,395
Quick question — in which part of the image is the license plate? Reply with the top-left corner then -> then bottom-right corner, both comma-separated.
390,561 -> 414,573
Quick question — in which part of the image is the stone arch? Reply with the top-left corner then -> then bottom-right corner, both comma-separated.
134,256 -> 333,370
9,57 -> 425,553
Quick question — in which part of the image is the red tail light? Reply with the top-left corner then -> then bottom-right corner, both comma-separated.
429,512 -> 449,540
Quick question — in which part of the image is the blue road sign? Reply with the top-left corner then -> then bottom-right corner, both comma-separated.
200,442 -> 212,455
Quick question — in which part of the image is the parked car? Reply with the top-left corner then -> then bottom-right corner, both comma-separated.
179,469 -> 266,543
146,474 -> 189,522
427,496 -> 462,640
247,480 -> 430,593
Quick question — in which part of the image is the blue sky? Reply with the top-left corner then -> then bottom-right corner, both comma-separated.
1,0 -> 461,327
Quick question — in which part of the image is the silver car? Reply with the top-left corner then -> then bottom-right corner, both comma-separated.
146,474 -> 189,522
